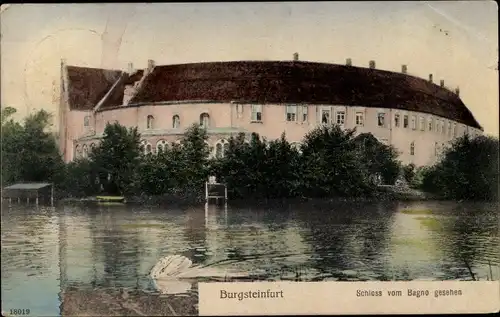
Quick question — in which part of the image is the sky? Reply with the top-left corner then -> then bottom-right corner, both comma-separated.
1,2 -> 498,135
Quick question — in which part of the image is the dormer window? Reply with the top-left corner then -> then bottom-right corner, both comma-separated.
146,115 -> 154,129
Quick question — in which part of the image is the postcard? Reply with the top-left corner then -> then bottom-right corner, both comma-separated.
1,2 -> 498,316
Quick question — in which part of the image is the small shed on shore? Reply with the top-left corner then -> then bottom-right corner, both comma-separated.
2,182 -> 54,205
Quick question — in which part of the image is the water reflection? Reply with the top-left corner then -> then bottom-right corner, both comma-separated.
1,201 -> 498,316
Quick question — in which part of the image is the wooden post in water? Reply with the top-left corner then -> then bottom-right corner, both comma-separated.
27,198 -> 29,204
51,183 -> 54,206
18,197 -> 20,203
205,182 -> 208,202
36,196 -> 39,205
224,185 -> 228,202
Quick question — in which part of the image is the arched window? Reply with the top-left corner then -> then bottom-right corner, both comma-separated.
291,142 -> 302,154
205,141 -> 213,158
172,115 -> 180,129
74,145 -> 81,160
82,144 -> 89,158
215,143 -> 223,159
140,140 -> 153,155
147,115 -> 154,129
214,139 -> 229,158
410,142 -> 415,156
156,140 -> 168,154
200,113 -> 210,129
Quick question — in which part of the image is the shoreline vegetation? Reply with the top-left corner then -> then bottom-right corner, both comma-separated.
2,107 -> 498,204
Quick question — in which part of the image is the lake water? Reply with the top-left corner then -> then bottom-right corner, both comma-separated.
1,200 -> 499,316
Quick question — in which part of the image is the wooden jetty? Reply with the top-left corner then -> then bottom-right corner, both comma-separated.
205,176 -> 227,204
1,182 -> 54,206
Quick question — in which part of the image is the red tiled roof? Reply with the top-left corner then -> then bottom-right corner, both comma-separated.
67,61 -> 481,129
66,66 -> 123,110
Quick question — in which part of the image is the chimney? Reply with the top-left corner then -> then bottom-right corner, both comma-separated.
455,86 -> 460,96
428,74 -> 433,83
147,59 -> 155,72
127,62 -> 134,74
401,65 -> 407,74
440,79 -> 445,88
369,60 -> 376,69
293,52 -> 299,61
346,58 -> 352,66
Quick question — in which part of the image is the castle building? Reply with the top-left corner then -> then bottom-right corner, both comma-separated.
58,54 -> 482,166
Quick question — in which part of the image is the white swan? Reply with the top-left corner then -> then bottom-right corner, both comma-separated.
150,255 -> 249,294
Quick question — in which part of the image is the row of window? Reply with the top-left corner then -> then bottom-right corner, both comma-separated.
137,139 -> 304,158
392,113 -> 458,137
89,107 -> 466,139
74,143 -> 96,159
75,139 -> 446,161
408,141 -> 447,156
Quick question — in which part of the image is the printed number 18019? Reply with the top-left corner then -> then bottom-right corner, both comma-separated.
4,309 -> 31,316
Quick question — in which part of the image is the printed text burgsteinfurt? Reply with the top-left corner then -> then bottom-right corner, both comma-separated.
220,289 -> 284,301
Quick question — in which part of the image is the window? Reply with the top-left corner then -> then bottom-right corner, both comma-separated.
441,121 -> 445,134
302,106 -> 308,122
447,122 -> 452,136
336,111 -> 345,125
321,109 -> 330,124
420,117 -> 425,131
156,140 -> 168,154
403,115 -> 409,128
251,105 -> 262,122
411,116 -> 416,130
215,143 -> 223,158
74,145 -> 81,159
200,113 -> 210,128
214,139 -> 229,158
355,112 -> 364,126
84,116 -> 90,127
453,123 -> 457,137
82,144 -> 89,158
428,118 -> 433,131
286,105 -> 297,122
140,140 -> 152,155
410,142 -> 415,155
377,112 -> 385,127
236,104 -> 243,118
172,115 -> 180,129
291,142 -> 302,154
146,115 -> 154,129
394,114 -> 400,127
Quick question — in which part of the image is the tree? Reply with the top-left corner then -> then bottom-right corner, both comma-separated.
354,133 -> 402,185
89,122 -> 142,196
1,108 -> 64,186
420,134 -> 499,201
300,124 -> 373,197
174,123 -> 211,198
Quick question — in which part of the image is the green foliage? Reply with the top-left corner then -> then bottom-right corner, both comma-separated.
353,133 -> 402,185
402,163 -> 416,185
1,108 -> 64,186
59,158 -> 100,197
420,134 -> 499,201
89,122 -> 142,196
300,125 -> 373,197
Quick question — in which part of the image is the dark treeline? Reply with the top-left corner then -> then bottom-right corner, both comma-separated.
1,107 -> 498,202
